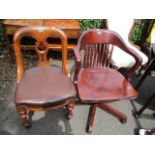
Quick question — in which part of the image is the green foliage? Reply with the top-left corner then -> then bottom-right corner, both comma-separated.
79,19 -> 104,31
131,19 -> 152,45
0,20 -> 4,33
0,20 -> 6,50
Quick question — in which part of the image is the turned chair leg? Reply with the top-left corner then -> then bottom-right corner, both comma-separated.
17,107 -> 30,128
98,103 -> 127,123
86,104 -> 97,134
66,100 -> 75,120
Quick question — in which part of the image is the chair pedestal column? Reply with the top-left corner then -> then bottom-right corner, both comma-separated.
87,103 -> 127,133
86,104 -> 97,133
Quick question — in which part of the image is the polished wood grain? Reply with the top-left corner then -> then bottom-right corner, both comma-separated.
4,19 -> 80,38
74,29 -> 141,133
14,26 -> 70,81
4,19 -> 80,58
43,19 -> 80,38
13,26 -> 76,128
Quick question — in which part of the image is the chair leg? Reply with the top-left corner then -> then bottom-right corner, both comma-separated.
136,57 -> 155,89
86,104 -> 97,134
66,100 -> 75,120
135,92 -> 155,117
137,65 -> 145,76
17,107 -> 30,128
98,103 -> 127,123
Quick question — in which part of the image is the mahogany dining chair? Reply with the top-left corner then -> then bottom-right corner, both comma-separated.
13,26 -> 76,128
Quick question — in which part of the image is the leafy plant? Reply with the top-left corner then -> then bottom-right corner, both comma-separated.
131,19 -> 153,45
0,19 -> 6,51
79,19 -> 104,31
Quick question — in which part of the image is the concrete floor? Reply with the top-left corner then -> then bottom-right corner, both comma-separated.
0,59 -> 155,135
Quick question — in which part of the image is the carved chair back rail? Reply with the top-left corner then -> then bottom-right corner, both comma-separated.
74,29 -> 141,81
14,26 -> 70,82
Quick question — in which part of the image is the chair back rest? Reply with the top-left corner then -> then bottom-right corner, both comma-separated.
13,26 -> 69,82
77,29 -> 139,69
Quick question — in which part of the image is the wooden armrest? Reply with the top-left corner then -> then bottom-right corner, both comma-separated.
125,47 -> 142,78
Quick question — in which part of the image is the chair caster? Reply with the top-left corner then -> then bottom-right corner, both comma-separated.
23,121 -> 32,128
67,113 -> 73,120
119,118 -> 127,124
86,126 -> 93,134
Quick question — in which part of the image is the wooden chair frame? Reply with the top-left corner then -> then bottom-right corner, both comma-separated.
73,29 -> 141,133
13,26 -> 75,128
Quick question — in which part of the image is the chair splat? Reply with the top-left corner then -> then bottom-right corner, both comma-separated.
34,41 -> 49,66
82,43 -> 114,68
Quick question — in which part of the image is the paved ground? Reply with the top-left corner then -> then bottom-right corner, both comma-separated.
0,56 -> 155,135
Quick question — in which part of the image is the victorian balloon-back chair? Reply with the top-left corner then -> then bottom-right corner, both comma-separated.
73,29 -> 141,133
13,26 -> 76,128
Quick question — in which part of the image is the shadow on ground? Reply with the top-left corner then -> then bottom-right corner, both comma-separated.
0,105 -> 73,135
129,73 -> 155,132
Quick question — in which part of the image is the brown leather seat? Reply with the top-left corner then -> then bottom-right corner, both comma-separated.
77,68 -> 137,102
16,66 -> 76,107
